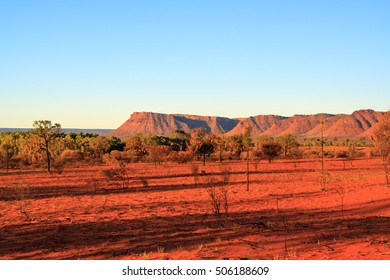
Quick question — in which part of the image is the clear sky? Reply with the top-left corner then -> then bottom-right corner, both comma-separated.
1,0 -> 389,128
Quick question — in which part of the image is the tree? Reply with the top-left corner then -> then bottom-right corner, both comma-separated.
225,135 -> 244,160
214,135 -> 227,162
0,133 -> 16,171
278,134 -> 299,158
124,133 -> 148,161
262,142 -> 282,163
170,130 -> 190,151
107,136 -> 125,152
32,120 -> 62,172
147,145 -> 171,166
243,125 -> 252,191
372,111 -> 390,187
89,136 -> 110,159
189,128 -> 215,165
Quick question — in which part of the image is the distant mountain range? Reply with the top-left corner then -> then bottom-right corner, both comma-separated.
0,128 -> 113,135
106,109 -> 385,138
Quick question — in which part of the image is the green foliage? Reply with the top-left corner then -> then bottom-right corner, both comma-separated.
0,130 -> 125,169
32,120 -> 62,172
88,136 -> 110,158
254,135 -> 274,148
277,134 -> 300,158
0,133 -> 17,171
124,133 -> 148,160
225,135 -> 244,159
107,136 -> 125,152
170,130 -> 190,151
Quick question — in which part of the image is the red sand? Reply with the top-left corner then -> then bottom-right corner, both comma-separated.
0,158 -> 389,260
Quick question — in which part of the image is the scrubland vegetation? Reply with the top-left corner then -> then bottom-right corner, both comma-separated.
0,122 -> 380,172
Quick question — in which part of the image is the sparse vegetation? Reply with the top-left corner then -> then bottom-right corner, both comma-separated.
203,176 -> 229,228
102,160 -> 132,189
372,111 -> 390,187
317,166 -> 331,191
191,163 -> 199,185
11,183 -> 32,220
335,187 -> 346,220
1,117 -> 390,260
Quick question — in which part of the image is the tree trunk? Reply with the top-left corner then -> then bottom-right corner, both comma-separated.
246,149 -> 250,191
6,156 -> 9,173
45,140 -> 51,172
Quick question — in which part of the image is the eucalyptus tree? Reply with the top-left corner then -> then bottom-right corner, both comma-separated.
32,120 -> 62,172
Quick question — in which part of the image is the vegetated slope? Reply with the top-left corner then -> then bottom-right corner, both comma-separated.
106,109 -> 384,138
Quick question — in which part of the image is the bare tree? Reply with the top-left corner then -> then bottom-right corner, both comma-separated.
243,125 -> 252,191
32,120 -> 62,172
372,111 -> 390,187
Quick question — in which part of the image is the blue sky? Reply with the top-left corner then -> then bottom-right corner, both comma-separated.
1,0 -> 389,128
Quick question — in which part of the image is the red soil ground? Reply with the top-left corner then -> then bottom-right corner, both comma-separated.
0,157 -> 389,260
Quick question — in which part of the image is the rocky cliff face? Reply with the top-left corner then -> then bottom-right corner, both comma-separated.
106,109 -> 384,138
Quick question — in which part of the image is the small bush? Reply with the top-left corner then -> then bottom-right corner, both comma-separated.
140,178 -> 149,187
60,149 -> 83,162
101,161 -> 131,189
191,163 -> 199,185
203,176 -> 229,228
52,160 -> 65,174
335,151 -> 349,158
262,142 -> 282,163
171,151 -> 193,164
11,183 -> 32,220
147,145 -> 170,165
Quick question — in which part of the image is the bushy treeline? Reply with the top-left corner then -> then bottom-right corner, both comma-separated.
0,124 -> 374,171
0,130 -> 123,170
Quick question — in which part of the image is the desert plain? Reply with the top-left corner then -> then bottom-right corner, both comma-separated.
1,153 -> 389,260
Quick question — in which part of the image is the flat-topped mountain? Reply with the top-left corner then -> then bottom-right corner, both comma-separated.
106,109 -> 384,138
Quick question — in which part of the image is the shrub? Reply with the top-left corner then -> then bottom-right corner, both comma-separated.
101,161 -> 132,189
60,149 -> 83,162
171,151 -> 193,164
191,163 -> 199,185
11,183 -> 32,220
52,160 -> 65,174
335,151 -> 349,158
140,178 -> 149,187
203,176 -> 229,228
147,145 -> 171,165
